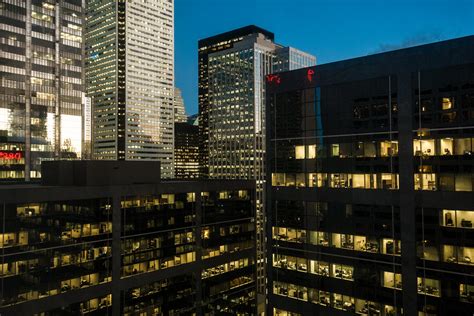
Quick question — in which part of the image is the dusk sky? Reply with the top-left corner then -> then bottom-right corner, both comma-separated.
175,0 -> 474,115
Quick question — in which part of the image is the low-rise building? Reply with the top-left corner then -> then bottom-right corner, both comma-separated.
0,161 -> 256,315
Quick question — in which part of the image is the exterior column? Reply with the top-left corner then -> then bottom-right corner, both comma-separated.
397,71 -> 418,316
112,194 -> 122,315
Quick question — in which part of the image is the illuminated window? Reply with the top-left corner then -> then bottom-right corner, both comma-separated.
382,271 -> 402,289
202,227 -> 210,239
418,277 -> 440,297
439,138 -> 453,155
352,174 -> 365,188
32,11 -> 52,22
295,145 -> 305,159
31,77 -> 43,85
413,139 -> 435,156
441,97 -> 453,110
307,173 -> 327,187
332,264 -> 353,280
354,236 -> 366,251
307,145 -> 316,159
36,92 -> 55,101
460,284 -> 474,302
331,144 -> 339,157
382,239 -> 401,255
187,192 -> 195,202
380,140 -> 398,156
309,260 -> 329,276
414,173 -> 437,190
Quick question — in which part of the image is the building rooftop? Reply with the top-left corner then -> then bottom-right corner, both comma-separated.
198,25 -> 274,47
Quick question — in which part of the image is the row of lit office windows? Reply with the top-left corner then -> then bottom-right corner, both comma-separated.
122,251 -> 196,277
273,227 -> 401,255
202,258 -> 252,279
442,209 -> 474,228
0,245 -> 109,278
383,272 -> 474,304
273,280 -> 399,315
272,254 -> 468,301
3,271 -> 111,307
273,266 -> 440,300
122,232 -> 193,256
292,137 -> 474,159
202,240 -> 254,260
273,226 -> 474,266
272,172 -> 474,191
273,254 -> 353,281
272,173 -> 398,189
381,272 -> 441,297
202,223 -> 254,239
0,222 -> 112,249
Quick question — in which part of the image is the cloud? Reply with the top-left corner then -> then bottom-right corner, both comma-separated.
372,31 -> 445,54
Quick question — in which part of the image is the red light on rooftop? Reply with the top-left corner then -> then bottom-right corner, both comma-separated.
266,74 -> 281,85
307,69 -> 315,82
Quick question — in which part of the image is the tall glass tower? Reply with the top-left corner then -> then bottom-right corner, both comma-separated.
174,88 -> 187,123
86,0 -> 175,178
0,0 -> 85,181
199,25 -> 316,307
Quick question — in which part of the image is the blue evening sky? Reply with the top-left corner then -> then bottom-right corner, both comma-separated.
175,0 -> 474,115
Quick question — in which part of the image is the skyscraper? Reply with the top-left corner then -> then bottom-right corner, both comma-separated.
0,0 -> 85,181
198,26 -> 274,179
174,120 -> 199,179
266,36 -> 474,315
86,0 -> 175,178
199,25 -> 315,305
174,87 -> 187,123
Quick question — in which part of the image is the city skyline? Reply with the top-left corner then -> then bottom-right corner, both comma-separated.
176,0 -> 474,115
0,0 -> 473,315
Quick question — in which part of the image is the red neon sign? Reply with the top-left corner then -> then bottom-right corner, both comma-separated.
0,151 -> 22,160
307,69 -> 315,82
266,74 -> 281,84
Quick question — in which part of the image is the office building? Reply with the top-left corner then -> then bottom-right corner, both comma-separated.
0,161 -> 256,315
85,0 -> 175,178
174,88 -> 187,123
266,36 -> 474,315
273,47 -> 317,74
198,26 -> 273,179
174,120 -> 199,178
198,26 -> 315,179
0,0 -> 85,181
199,26 -> 315,300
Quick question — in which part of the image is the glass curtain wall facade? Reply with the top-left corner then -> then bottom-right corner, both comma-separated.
203,26 -> 315,300
266,36 -> 474,315
86,0 -> 175,177
198,25 -> 275,179
207,35 -> 275,297
174,122 -> 199,179
0,0 -> 84,181
174,87 -> 187,123
273,47 -> 316,74
0,179 -> 256,315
